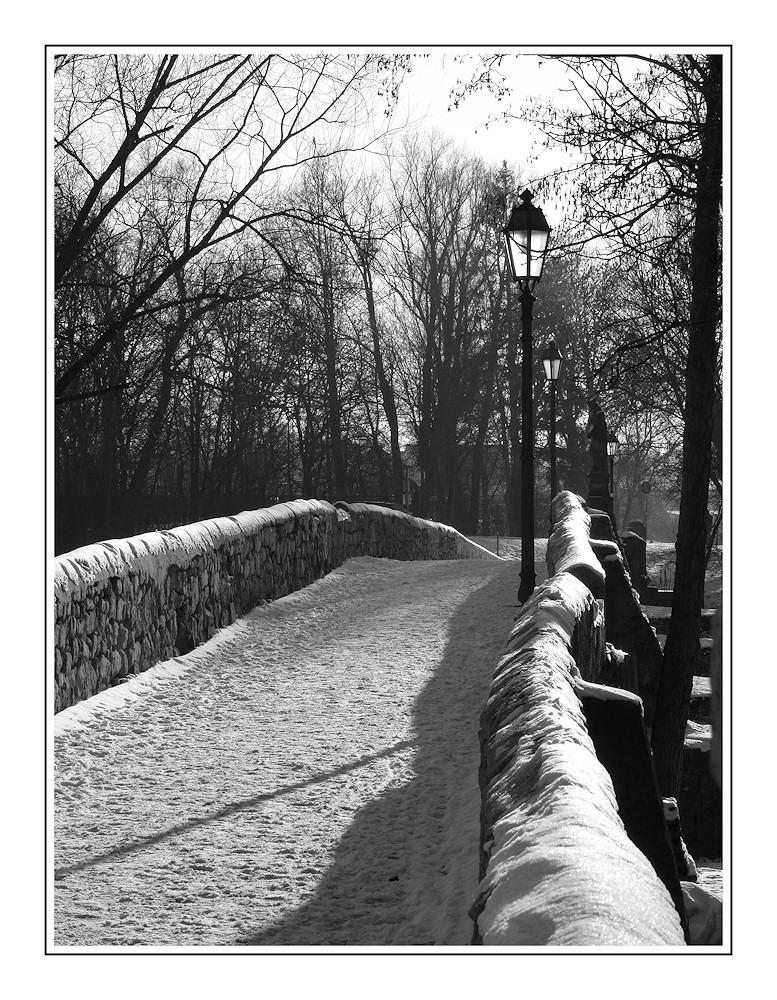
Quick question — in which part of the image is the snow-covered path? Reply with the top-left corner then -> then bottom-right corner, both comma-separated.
53,556 -> 521,948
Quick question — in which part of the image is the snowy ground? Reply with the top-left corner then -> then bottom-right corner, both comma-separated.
53,556 -> 521,949
467,536 -> 548,567
476,536 -> 723,611
645,542 -> 723,610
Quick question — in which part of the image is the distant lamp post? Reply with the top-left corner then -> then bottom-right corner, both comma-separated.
606,431 -> 619,501
640,479 -> 652,540
542,340 -> 563,508
503,189 -> 551,604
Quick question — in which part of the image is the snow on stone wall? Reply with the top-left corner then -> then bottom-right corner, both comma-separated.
54,500 -> 498,712
547,490 -> 662,725
547,491 -> 606,597
590,536 -> 664,728
472,571 -> 685,946
334,502 -> 496,562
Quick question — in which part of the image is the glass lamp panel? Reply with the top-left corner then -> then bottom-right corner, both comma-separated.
529,229 -> 549,278
542,342 -> 562,381
505,229 -> 549,281
504,231 -> 530,281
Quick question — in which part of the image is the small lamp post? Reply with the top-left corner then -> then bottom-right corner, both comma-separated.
640,479 -> 652,540
542,340 -> 563,511
606,431 -> 618,502
503,189 -> 551,604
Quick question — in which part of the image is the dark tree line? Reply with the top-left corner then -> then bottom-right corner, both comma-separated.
54,52 -> 410,550
54,53 -> 620,557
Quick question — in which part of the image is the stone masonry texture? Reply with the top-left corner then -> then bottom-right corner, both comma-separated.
54,500 -> 495,712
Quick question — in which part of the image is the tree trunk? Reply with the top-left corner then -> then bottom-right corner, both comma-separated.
651,55 -> 722,797
321,271 -> 347,499
467,333 -> 499,533
419,341 -> 435,518
124,271 -> 188,526
363,266 -> 403,503
98,331 -> 123,539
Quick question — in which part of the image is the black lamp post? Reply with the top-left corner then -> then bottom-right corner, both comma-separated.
503,189 -> 551,604
640,479 -> 652,540
542,340 -> 563,509
606,431 -> 618,502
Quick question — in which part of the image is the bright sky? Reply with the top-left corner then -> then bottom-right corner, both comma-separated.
396,51 -> 542,159
392,51 -> 580,228
401,49 -> 563,150
391,47 -> 726,231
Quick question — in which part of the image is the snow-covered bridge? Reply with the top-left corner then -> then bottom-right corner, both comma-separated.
53,497 -> 698,950
53,555 -> 521,948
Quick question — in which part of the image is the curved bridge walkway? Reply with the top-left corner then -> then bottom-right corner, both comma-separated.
53,556 -> 522,948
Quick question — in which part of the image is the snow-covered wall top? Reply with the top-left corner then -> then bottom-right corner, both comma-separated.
54,500 -> 338,602
547,491 -> 606,596
54,499 -> 498,711
335,501 -> 496,562
472,571 -> 686,946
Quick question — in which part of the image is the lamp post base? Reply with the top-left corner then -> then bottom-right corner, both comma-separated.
518,564 -> 536,605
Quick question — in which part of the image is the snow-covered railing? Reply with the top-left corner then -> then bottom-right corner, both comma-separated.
53,499 -> 498,711
547,492 -> 663,725
470,492 -> 686,947
546,491 -> 606,597
471,571 -> 686,947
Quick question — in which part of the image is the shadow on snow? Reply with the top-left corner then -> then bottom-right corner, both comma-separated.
53,740 -> 417,883
234,563 -> 519,947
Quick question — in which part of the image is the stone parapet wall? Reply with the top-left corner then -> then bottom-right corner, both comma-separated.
548,491 -> 663,723
54,500 -> 497,712
471,572 -> 685,946
334,502 -> 495,562
547,491 -> 606,597
590,535 -> 664,728
471,491 -> 686,946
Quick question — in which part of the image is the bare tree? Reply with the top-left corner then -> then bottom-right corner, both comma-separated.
55,52 -> 405,399
338,170 -> 405,504
452,52 -> 723,793
388,133 -> 493,523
